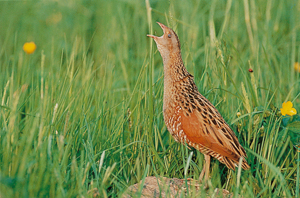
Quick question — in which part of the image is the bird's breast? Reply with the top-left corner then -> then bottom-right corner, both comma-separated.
163,102 -> 184,142
163,83 -> 187,143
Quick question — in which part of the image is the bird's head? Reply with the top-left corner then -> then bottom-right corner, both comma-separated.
147,22 -> 181,62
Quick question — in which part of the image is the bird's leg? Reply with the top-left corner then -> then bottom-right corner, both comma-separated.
199,162 -> 206,182
204,154 -> 211,183
199,155 -> 211,189
199,154 -> 210,181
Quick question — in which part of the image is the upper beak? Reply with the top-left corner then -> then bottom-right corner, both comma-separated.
147,22 -> 167,39
156,22 -> 167,31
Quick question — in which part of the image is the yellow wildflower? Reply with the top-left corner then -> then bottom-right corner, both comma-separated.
23,42 -> 36,54
237,112 -> 241,117
294,62 -> 300,73
280,101 -> 297,116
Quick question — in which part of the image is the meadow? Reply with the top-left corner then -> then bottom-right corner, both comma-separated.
0,0 -> 299,197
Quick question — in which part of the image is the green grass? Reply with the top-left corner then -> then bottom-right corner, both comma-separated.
0,0 -> 299,197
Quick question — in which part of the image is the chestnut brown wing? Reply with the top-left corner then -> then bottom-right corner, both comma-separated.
179,107 -> 249,170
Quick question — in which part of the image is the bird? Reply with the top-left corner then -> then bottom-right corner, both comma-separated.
147,22 -> 250,184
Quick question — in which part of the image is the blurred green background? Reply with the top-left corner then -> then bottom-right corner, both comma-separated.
0,0 -> 299,197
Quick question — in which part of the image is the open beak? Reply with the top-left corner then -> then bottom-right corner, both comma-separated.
147,22 -> 167,39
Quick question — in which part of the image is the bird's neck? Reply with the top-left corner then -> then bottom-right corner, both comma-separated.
163,52 -> 189,84
163,52 -> 189,110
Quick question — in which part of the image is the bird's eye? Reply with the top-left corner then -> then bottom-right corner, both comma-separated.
168,34 -> 171,38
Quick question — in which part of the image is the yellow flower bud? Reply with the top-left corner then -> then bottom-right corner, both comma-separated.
23,42 -> 36,54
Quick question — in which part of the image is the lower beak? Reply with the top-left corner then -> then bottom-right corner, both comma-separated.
147,35 -> 157,39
